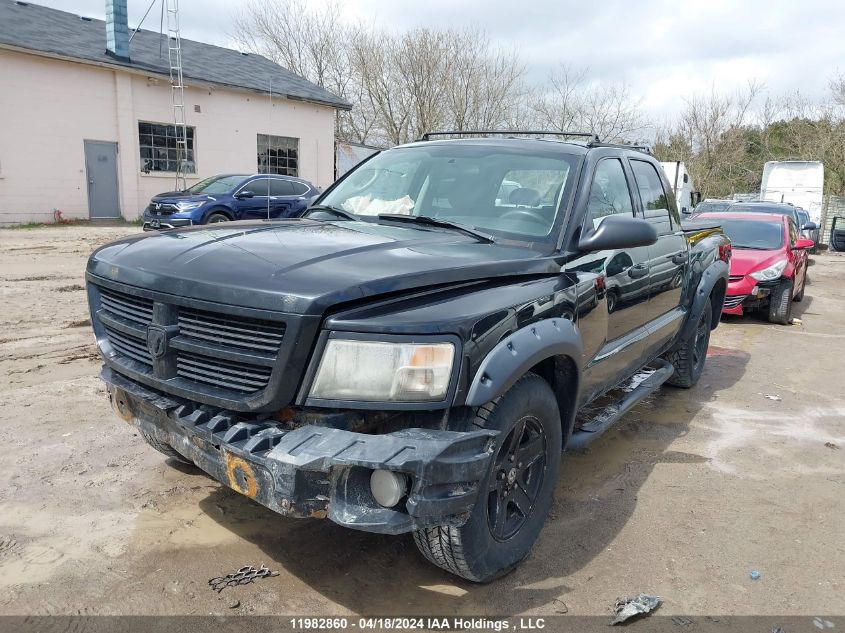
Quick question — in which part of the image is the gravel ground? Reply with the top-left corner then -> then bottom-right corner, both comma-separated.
1,225 -> 843,616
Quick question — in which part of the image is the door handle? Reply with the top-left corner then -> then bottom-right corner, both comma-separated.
627,264 -> 649,279
89,178 -> 94,184
670,253 -> 687,265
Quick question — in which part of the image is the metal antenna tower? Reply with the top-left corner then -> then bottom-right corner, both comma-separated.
164,0 -> 188,191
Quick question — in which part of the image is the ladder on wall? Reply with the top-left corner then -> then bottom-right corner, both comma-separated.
164,0 -> 189,191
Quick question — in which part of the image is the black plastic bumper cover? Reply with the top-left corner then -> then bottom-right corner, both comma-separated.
103,367 -> 497,535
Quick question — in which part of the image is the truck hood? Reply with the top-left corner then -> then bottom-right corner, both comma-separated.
729,248 -> 787,277
87,220 -> 557,315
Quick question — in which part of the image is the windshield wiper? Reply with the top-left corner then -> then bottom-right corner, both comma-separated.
302,204 -> 358,221
377,214 -> 494,243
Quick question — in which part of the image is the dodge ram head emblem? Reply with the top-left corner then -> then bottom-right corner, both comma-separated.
146,325 -> 168,359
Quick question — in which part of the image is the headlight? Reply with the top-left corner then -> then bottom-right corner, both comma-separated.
309,339 -> 455,402
749,259 -> 787,281
175,200 -> 205,211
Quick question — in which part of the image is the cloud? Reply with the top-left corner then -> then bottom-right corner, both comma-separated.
28,0 -> 845,116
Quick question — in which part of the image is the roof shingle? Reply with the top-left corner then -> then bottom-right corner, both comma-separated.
0,0 -> 351,110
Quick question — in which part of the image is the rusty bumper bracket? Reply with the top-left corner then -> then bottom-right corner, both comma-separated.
103,367 -> 497,535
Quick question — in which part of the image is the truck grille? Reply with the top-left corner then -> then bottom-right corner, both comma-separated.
723,295 -> 746,309
94,284 -> 285,398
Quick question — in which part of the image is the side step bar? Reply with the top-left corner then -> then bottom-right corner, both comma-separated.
566,359 -> 674,451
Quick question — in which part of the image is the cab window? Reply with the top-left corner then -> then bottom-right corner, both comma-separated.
630,159 -> 673,235
585,158 -> 634,230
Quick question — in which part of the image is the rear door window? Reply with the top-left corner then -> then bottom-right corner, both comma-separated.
269,179 -> 295,196
630,160 -> 673,235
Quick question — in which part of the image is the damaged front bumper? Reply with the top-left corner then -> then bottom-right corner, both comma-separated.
104,368 -> 496,535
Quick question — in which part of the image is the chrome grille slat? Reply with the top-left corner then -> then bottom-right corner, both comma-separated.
100,289 -> 154,325
177,352 -> 272,392
723,295 -> 746,308
104,326 -> 152,366
177,355 -> 272,383
177,308 -> 285,353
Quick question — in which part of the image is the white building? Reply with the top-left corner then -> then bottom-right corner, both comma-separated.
0,0 -> 349,225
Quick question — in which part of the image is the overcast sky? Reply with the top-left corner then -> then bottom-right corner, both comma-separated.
31,0 -> 845,120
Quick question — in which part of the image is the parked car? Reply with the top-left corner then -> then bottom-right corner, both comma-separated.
795,208 -> 821,251
701,200 -> 819,240
830,216 -> 845,251
87,132 -> 730,582
693,198 -> 734,214
142,173 -> 320,230
696,211 -> 812,324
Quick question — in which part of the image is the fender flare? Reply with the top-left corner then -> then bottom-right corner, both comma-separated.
679,259 -> 729,340
464,318 -> 582,407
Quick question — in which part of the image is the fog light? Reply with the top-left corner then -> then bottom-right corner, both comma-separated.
370,469 -> 407,508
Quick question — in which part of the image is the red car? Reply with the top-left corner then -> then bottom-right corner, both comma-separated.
696,211 -> 812,324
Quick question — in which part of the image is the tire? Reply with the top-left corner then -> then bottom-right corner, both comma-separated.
205,212 -> 230,224
139,428 -> 193,465
413,373 -> 561,582
768,278 -> 793,325
665,298 -> 712,388
793,272 -> 805,302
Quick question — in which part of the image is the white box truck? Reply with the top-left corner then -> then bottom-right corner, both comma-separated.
660,161 -> 699,214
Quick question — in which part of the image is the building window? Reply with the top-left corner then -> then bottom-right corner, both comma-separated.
258,134 -> 298,176
138,122 -> 196,173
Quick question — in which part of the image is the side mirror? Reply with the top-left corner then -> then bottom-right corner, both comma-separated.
578,215 -> 658,252
236,190 -> 255,199
794,238 -> 815,250
801,221 -> 818,231
691,191 -> 702,206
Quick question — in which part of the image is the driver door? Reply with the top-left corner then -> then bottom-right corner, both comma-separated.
574,157 -> 652,400
236,178 -> 272,220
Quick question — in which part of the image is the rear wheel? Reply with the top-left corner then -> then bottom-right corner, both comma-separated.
769,278 -> 794,324
205,212 -> 230,224
413,373 -> 561,582
665,298 -> 712,388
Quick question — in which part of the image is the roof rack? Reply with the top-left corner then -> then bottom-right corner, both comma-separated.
417,130 -> 600,142
588,141 -> 653,154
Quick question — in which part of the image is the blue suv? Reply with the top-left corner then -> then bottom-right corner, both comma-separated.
142,174 -> 320,230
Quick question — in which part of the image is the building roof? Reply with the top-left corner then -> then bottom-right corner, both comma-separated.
0,0 -> 351,110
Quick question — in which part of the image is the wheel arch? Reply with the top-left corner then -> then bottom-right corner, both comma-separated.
680,260 -> 728,339
202,206 -> 235,223
464,318 -> 582,445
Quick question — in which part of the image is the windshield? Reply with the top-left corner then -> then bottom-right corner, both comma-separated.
319,145 -> 580,239
694,200 -> 732,213
187,175 -> 247,195
719,219 -> 784,250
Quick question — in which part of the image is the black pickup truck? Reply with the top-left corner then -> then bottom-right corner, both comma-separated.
86,132 -> 730,582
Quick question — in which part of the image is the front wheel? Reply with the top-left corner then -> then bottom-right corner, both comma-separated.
665,298 -> 712,388
205,212 -> 230,224
769,278 -> 793,324
413,373 -> 561,582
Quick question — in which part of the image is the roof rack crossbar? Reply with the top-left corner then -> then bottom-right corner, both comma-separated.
418,130 -> 600,142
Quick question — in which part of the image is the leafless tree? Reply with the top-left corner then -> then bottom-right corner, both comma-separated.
528,65 -> 646,141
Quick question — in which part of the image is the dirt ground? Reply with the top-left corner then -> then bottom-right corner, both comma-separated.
1,224 -> 843,617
